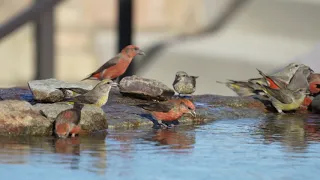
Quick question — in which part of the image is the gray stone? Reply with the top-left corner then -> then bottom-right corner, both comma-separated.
33,103 -> 108,133
0,100 -> 53,136
119,75 -> 175,101
28,78 -> 96,103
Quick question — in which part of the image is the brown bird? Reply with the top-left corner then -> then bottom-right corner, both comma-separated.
82,45 -> 145,81
137,99 -> 196,128
54,103 -> 84,138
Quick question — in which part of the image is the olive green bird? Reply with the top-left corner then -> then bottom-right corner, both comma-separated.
217,63 -> 303,97
58,87 -> 89,98
261,85 -> 307,113
61,79 -> 117,107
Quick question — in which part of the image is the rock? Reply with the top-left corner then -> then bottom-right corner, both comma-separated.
33,103 -> 108,133
0,86 -> 302,133
0,100 -> 53,136
119,75 -> 175,101
28,78 -> 95,103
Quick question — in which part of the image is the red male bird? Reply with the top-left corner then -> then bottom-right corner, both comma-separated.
54,103 -> 84,138
137,99 -> 196,128
308,73 -> 320,95
82,45 -> 145,81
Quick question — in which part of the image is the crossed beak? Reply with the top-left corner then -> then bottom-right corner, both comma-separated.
189,110 -> 197,117
137,49 -> 146,56
111,82 -> 119,87
309,67 -> 314,73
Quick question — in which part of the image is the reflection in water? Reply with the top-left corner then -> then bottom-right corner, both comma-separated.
0,117 -> 320,179
258,114 -> 320,152
145,128 -> 196,152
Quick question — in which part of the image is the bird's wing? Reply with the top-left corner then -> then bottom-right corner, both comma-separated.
263,86 -> 293,104
58,87 -> 89,95
191,76 -> 198,87
137,101 -> 174,112
82,55 -> 120,80
68,93 -> 97,104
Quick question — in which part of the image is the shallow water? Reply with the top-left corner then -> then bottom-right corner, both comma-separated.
1,114 -> 320,180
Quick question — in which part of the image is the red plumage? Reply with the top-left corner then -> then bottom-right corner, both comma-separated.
82,45 -> 145,81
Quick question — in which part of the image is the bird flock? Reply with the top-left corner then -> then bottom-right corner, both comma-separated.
54,45 -> 320,138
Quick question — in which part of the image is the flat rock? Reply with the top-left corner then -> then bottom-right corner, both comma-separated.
28,78 -> 96,103
119,75 -> 175,101
0,100 -> 53,136
33,103 -> 108,133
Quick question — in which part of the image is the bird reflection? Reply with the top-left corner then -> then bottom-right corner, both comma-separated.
144,127 -> 196,153
258,113 -> 320,152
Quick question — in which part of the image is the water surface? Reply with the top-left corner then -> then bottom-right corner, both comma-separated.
1,114 -> 320,180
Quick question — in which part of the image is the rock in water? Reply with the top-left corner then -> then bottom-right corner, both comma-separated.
28,78 -> 95,103
0,100 -> 53,136
119,75 -> 175,101
33,103 -> 108,133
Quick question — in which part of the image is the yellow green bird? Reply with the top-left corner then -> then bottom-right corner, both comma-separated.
62,79 -> 117,107
261,85 -> 307,113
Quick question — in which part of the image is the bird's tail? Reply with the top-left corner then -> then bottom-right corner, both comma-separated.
217,80 -> 258,97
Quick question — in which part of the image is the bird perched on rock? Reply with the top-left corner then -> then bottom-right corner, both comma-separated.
82,45 -> 145,81
137,99 -> 196,128
55,103 -> 84,138
261,85 -> 307,113
258,65 -> 313,108
173,71 -> 198,96
217,63 -> 303,96
64,79 -> 117,107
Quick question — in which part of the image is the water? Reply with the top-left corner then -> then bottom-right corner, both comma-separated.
1,115 -> 320,180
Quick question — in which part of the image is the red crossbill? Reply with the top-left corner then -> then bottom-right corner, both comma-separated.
82,45 -> 145,81
137,99 -> 196,128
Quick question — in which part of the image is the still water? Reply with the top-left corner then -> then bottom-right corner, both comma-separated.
1,115 -> 320,180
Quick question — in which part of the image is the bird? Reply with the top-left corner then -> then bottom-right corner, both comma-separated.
307,73 -> 320,95
217,63 -> 304,96
57,87 -> 89,99
172,71 -> 198,96
137,99 -> 196,128
287,65 -> 313,91
260,85 -> 307,113
82,45 -> 145,81
258,65 -> 313,108
54,102 -> 84,138
63,79 -> 118,107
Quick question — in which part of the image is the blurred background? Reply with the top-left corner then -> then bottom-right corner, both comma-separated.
0,0 -> 320,95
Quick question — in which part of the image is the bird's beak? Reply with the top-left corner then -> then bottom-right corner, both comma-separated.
189,110 -> 197,117
137,49 -> 146,56
309,67 -> 314,73
111,82 -> 119,87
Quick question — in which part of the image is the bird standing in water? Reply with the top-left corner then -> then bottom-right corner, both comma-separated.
137,99 -> 196,128
54,103 -> 84,138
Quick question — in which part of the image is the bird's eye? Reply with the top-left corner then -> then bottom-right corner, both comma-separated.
188,107 -> 192,110
107,82 -> 111,84
295,64 -> 299,67
134,47 -> 139,51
